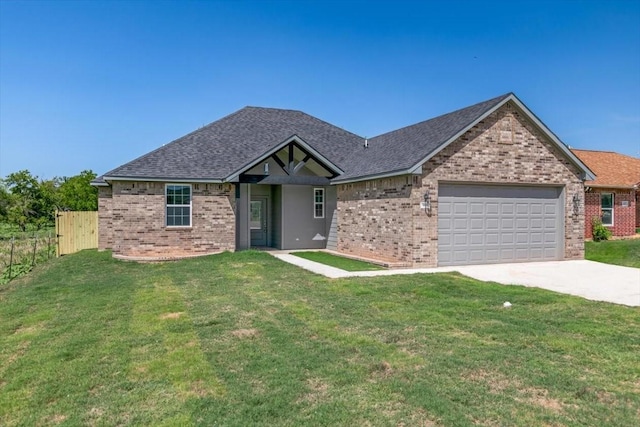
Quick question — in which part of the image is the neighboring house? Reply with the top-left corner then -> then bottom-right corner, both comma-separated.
92,93 -> 595,267
571,149 -> 640,239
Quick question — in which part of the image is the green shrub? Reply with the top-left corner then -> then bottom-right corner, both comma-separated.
592,217 -> 612,241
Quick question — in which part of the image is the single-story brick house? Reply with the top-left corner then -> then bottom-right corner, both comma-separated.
92,93 -> 595,267
571,149 -> 640,239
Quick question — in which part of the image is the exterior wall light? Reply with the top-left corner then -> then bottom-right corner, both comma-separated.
423,192 -> 431,214
572,193 -> 580,216
264,162 -> 269,175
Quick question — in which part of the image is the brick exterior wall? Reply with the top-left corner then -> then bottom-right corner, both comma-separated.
98,186 -> 113,250
101,181 -> 236,258
337,101 -> 586,267
637,191 -> 640,228
584,189 -> 637,239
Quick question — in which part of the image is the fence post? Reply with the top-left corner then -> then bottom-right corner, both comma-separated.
32,234 -> 38,267
8,237 -> 15,281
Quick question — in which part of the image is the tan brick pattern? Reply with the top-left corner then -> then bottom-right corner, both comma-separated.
105,181 -> 235,258
98,186 -> 113,250
337,102 -> 586,266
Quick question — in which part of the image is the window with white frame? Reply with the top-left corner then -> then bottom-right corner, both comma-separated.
166,184 -> 192,227
601,193 -> 613,226
314,188 -> 325,219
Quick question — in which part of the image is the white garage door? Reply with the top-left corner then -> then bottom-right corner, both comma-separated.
438,184 -> 563,266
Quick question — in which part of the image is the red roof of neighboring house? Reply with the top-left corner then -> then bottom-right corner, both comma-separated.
571,149 -> 640,189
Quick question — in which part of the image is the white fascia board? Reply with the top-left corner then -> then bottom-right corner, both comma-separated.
102,176 -> 224,184
331,168 -> 418,185
90,181 -> 110,187
587,184 -> 636,190
224,134 -> 344,182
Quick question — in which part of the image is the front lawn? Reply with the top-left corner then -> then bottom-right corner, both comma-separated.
291,251 -> 384,271
1,250 -> 639,426
585,238 -> 640,268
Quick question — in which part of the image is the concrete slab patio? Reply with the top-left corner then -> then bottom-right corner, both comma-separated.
272,253 -> 640,307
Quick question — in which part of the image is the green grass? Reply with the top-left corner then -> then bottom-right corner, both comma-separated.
291,251 -> 384,271
1,250 -> 639,426
585,238 -> 640,268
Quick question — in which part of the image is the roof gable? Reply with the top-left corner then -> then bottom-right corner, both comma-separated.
101,107 -> 363,182
333,93 -> 594,183
571,149 -> 640,188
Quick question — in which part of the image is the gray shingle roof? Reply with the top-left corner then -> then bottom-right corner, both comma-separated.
102,107 -> 364,181
97,92 -> 590,185
333,93 -> 512,182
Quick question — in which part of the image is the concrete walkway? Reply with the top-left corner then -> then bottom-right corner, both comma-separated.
272,253 -> 640,307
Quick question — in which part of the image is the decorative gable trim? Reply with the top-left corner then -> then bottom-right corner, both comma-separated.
225,134 -> 344,182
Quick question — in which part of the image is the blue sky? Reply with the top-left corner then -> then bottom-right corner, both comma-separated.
1,0 -> 639,179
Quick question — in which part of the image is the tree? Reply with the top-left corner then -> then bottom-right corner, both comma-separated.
0,182 -> 11,221
3,170 -> 42,230
57,170 -> 98,211
2,170 -> 63,230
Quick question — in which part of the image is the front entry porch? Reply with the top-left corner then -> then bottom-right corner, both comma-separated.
236,183 -> 336,250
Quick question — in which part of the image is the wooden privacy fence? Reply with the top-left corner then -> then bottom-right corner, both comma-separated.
56,211 -> 98,256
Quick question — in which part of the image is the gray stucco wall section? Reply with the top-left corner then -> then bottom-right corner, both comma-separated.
272,185 -> 282,249
281,185 -> 329,249
236,183 -> 250,250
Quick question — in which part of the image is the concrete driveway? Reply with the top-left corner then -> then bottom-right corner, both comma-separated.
272,254 -> 640,306
454,260 -> 640,307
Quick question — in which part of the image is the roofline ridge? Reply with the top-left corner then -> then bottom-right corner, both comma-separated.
572,148 -> 640,160
369,92 -> 512,141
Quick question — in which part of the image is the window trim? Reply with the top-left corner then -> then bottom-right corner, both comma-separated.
165,184 -> 192,228
313,188 -> 325,219
601,192 -> 614,226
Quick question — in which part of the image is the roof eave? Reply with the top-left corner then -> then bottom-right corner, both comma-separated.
331,166 -> 421,185
586,183 -> 638,190
102,176 -> 225,184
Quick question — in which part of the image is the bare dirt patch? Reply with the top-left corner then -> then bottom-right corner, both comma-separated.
297,377 -> 329,404
231,328 -> 258,339
160,312 -> 184,320
45,414 -> 67,424
462,369 -> 515,394
517,387 -> 563,412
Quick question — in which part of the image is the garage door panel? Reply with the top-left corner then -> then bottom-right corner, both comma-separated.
470,203 -> 484,214
530,248 -> 543,259
454,203 -> 468,214
516,203 -> 529,214
486,218 -> 499,229
501,233 -> 514,244
454,218 -> 468,230
530,203 -> 543,215
438,184 -> 563,266
485,233 -> 499,245
470,218 -> 483,229
453,234 -> 468,245
515,248 -> 530,260
501,204 -> 514,214
469,233 -> 483,245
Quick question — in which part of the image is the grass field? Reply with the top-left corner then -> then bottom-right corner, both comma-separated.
585,238 -> 640,268
291,251 -> 384,271
1,250 -> 639,426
